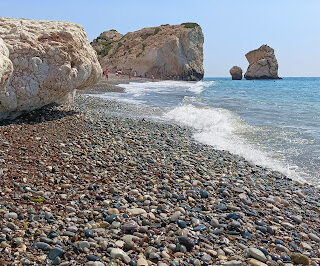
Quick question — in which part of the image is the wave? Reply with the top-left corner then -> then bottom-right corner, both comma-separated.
164,104 -> 304,181
118,80 -> 215,97
188,81 -> 215,94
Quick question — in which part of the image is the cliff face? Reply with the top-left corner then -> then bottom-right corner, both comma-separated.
91,23 -> 204,81
244,45 -> 280,80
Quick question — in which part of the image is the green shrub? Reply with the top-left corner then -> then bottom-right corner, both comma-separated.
153,27 -> 161,35
110,29 -> 117,32
141,32 -> 153,40
136,52 -> 142,58
161,24 -> 170,26
181,22 -> 199,28
142,43 -> 146,51
117,42 -> 123,48
98,41 -> 114,56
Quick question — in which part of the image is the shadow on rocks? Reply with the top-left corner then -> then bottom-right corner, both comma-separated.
0,104 -> 79,126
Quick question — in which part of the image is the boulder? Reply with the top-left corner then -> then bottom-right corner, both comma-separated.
229,66 -> 242,80
0,17 -> 101,120
91,23 -> 204,81
244,45 -> 280,80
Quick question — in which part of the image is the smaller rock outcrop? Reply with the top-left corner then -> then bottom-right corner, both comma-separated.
244,45 -> 280,80
230,66 -> 242,80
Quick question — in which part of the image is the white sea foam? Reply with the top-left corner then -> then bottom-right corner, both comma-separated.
164,104 -> 304,181
118,80 -> 215,96
188,81 -> 215,94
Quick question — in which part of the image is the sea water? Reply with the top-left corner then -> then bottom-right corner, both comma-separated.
92,77 -> 320,186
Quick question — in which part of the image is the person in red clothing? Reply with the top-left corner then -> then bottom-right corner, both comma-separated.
104,69 -> 109,80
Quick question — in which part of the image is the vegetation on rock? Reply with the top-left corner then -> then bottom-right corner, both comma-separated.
181,22 -> 199,28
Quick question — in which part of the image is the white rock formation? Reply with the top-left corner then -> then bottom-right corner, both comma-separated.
0,17 -> 101,120
92,23 -> 204,81
244,45 -> 280,80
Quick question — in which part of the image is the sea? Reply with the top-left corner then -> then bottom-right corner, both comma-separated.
92,77 -> 320,187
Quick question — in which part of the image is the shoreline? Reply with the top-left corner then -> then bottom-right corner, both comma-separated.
0,81 -> 319,265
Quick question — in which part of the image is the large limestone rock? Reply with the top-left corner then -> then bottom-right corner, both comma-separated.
230,66 -> 242,80
244,45 -> 280,80
0,17 -> 101,120
91,23 -> 204,81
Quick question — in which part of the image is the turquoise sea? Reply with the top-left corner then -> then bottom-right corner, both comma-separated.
94,77 -> 320,186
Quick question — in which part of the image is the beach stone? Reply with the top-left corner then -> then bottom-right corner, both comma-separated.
200,189 -> 209,198
78,241 -> 90,250
177,236 -> 194,251
84,229 -> 94,238
4,212 -> 18,219
48,247 -> 65,260
128,208 -> 146,216
137,257 -> 148,266
276,244 -> 290,253
85,262 -> 104,266
290,253 -> 310,265
0,17 -> 101,120
110,248 -> 131,264
292,215 -> 303,224
248,258 -> 268,266
66,206 -> 77,213
222,260 -> 243,266
247,248 -> 267,262
122,220 -> 138,232
105,214 -> 117,224
35,242 -> 51,251
177,220 -> 187,229
170,211 -> 181,222
87,255 -> 100,261
308,233 -> 320,242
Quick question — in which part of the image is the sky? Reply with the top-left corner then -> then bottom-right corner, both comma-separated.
1,0 -> 319,77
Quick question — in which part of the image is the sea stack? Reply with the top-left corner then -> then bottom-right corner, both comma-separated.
244,45 -> 280,80
0,17 -> 101,120
91,23 -> 204,81
230,66 -> 243,80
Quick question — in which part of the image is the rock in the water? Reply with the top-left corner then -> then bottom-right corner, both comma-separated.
0,17 -> 101,120
229,66 -> 242,80
244,45 -> 280,80
91,23 -> 204,81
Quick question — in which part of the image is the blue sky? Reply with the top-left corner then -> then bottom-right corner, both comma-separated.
1,0 -> 319,77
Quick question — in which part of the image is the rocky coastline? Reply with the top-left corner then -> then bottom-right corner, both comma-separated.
0,80 -> 319,265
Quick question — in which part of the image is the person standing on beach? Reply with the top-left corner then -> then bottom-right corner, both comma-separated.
104,69 -> 109,80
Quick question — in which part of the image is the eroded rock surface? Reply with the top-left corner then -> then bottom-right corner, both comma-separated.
0,17 -> 101,120
91,23 -> 204,81
244,45 -> 280,80
230,66 -> 242,80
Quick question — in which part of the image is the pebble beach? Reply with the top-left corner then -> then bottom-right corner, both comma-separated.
0,80 -> 319,266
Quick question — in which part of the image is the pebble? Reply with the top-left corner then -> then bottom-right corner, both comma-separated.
48,247 -> 65,260
110,248 -> 131,264
248,258 -> 268,266
122,220 -> 138,232
308,233 -> 320,242
4,212 -> 18,219
35,242 -> 51,251
247,248 -> 267,262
